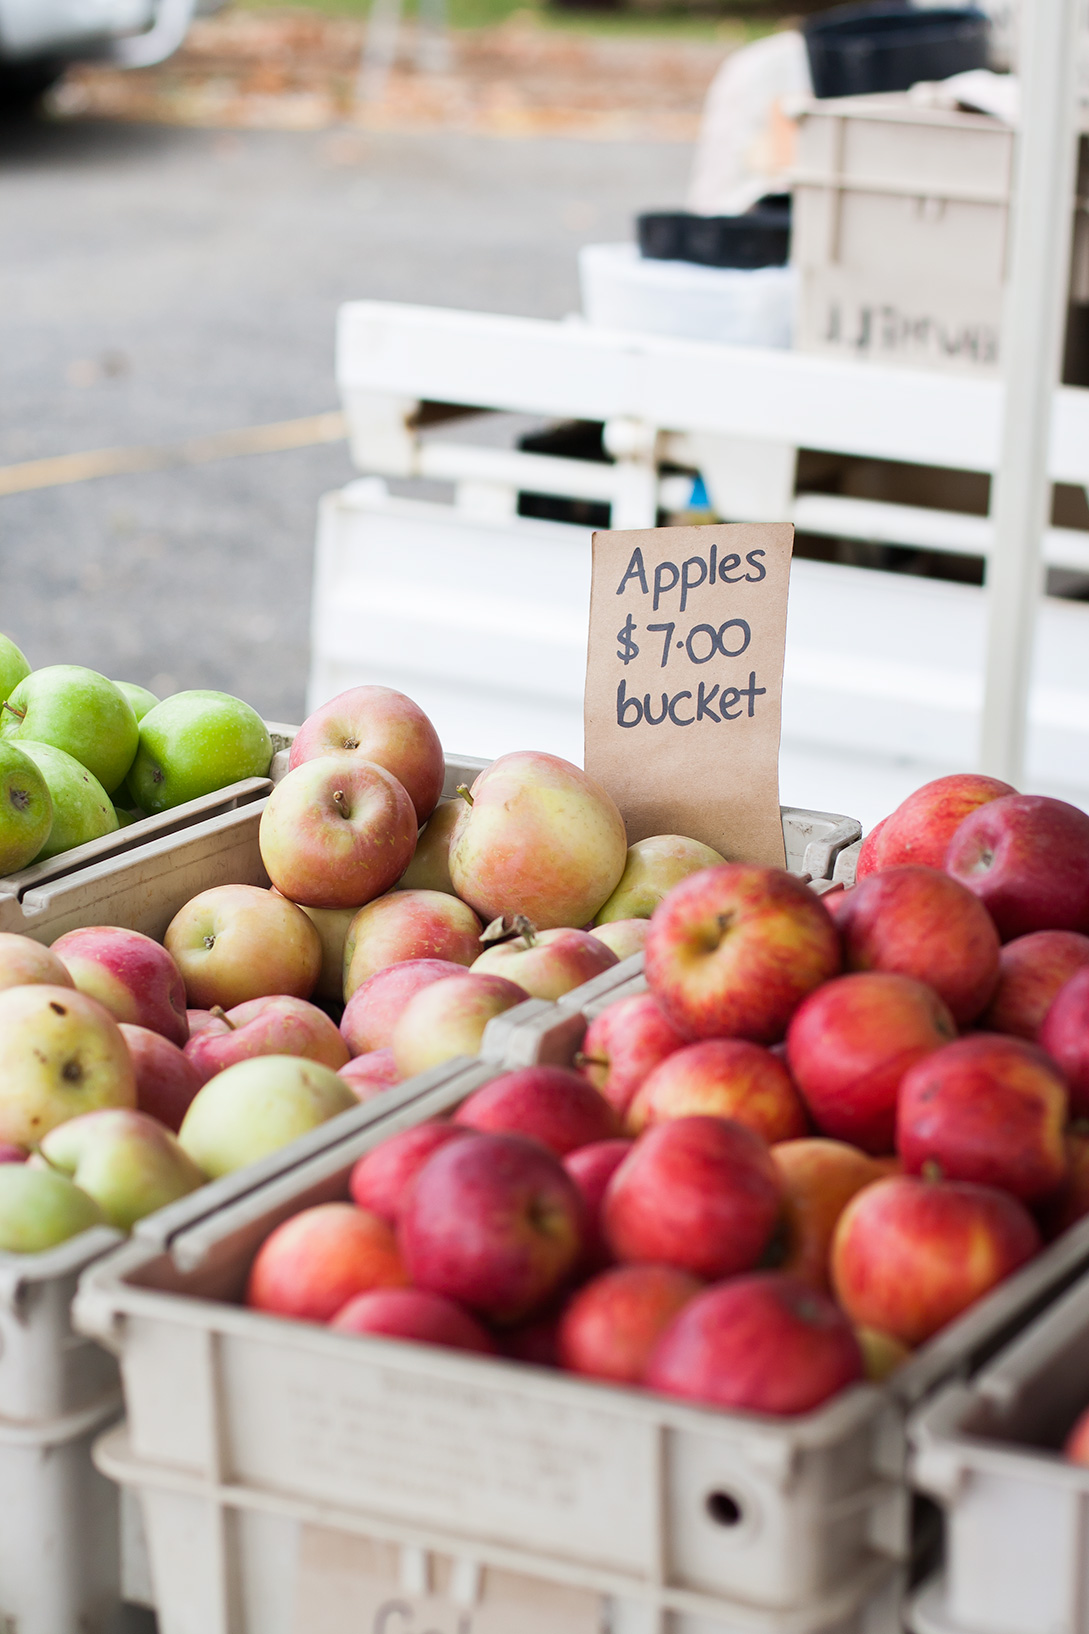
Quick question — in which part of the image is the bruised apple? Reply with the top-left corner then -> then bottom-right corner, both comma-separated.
627,1037 -> 807,1143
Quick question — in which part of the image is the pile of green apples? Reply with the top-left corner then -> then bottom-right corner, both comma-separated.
0,631 -> 273,877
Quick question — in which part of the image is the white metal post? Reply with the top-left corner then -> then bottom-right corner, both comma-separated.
980,0 -> 1082,782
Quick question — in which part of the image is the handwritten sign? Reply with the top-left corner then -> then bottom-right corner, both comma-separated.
584,522 -> 793,868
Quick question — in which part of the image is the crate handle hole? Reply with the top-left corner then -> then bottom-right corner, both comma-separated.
704,1490 -> 743,1527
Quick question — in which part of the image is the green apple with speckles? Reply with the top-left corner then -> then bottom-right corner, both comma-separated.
128,690 -> 272,815
0,741 -> 53,875
0,665 -> 138,796
17,741 -> 118,860
0,1165 -> 105,1253
38,1108 -> 205,1231
0,983 -> 136,1147
0,635 -> 30,708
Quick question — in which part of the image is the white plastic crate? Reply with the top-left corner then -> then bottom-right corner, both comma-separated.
908,1266 -> 1089,1634
579,244 -> 795,350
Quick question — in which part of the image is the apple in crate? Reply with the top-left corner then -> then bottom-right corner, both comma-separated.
771,1138 -> 892,1294
897,1035 -> 1068,1203
627,1038 -> 807,1144
0,984 -> 136,1145
331,1287 -> 496,1354
945,794 -> 1089,939
184,995 -> 349,1085
558,1263 -> 702,1384
0,1164 -> 105,1253
1041,967 -> 1089,1116
120,1024 -> 203,1133
127,690 -> 272,814
16,741 -> 118,858
1,664 -> 138,796
644,864 -> 841,1044
340,957 -> 469,1054
165,884 -> 323,1008
594,834 -> 725,923
603,1115 -> 781,1280
577,992 -> 688,1120
0,931 -> 73,994
645,1273 -> 863,1416
787,972 -> 956,1155
342,889 -> 481,998
390,972 -> 527,1077
832,1174 -> 1041,1348
982,930 -> 1089,1039
454,1066 -> 619,1156
563,1138 -> 632,1272
259,754 -> 417,910
399,1130 -> 584,1324
294,902 -> 358,1004
0,741 -> 53,874
448,752 -> 628,930
398,799 -> 459,893
288,685 -> 444,825
0,633 -> 30,707
179,1055 -> 357,1178
350,1123 -> 471,1225
588,920 -> 650,961
835,865 -> 1000,1026
338,1048 -> 401,1103
248,1201 -> 408,1322
863,773 -> 1014,872
37,1108 -> 204,1230
471,925 -> 617,1002
52,925 -> 189,1046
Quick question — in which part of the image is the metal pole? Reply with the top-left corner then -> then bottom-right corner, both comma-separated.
980,0 -> 1081,782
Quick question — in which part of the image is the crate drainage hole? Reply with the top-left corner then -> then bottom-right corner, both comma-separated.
705,1491 -> 743,1526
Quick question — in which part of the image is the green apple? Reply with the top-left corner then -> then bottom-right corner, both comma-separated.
0,742 -> 53,875
16,741 -> 118,861
0,1164 -> 105,1253
115,681 -> 160,723
593,834 -> 727,923
113,808 -> 138,828
0,635 -> 30,707
398,798 -> 459,894
0,665 -> 138,796
128,690 -> 272,815
38,1108 -> 204,1231
178,1054 -> 357,1179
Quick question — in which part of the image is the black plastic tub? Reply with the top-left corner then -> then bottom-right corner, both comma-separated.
637,199 -> 791,269
803,3 -> 991,99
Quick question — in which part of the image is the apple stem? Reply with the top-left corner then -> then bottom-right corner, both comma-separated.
333,790 -> 348,814
1,700 -> 26,723
210,1005 -> 237,1031
455,784 -> 474,807
574,1053 -> 608,1070
513,914 -> 537,946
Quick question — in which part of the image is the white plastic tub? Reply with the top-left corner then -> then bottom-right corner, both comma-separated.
579,243 -> 796,349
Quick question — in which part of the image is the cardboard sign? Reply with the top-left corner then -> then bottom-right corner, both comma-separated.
584,522 -> 793,868
293,1528 -> 604,1634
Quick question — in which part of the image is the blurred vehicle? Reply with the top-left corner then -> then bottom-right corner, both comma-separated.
0,0 -> 226,110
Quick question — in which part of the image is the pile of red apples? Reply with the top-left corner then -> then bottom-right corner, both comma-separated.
245,771 -> 1089,1420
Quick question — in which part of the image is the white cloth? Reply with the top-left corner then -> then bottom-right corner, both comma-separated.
686,31 -> 813,218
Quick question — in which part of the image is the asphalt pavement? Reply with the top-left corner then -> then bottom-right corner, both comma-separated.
0,116 -> 691,720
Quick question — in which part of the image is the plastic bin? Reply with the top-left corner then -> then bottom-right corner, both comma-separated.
802,4 -> 991,101
908,1268 -> 1089,1634
579,243 -> 796,349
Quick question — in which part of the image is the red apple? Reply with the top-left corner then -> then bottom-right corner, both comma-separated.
165,884 -> 323,1009
644,864 -> 841,1044
471,927 -> 617,1002
562,1138 -> 632,1271
982,930 -> 1089,1040
832,1174 -> 1040,1347
338,1048 -> 401,1103
1040,967 -> 1089,1116
342,891 -> 482,1000
119,1023 -> 203,1133
448,752 -> 628,931
872,773 -> 1015,871
855,819 -> 887,880
184,995 -> 350,1085
340,957 -> 469,1055
945,794 -> 1089,940
771,1138 -> 891,1293
52,926 -> 188,1046
330,1287 -> 496,1354
577,993 -> 688,1120
645,1273 -> 863,1416
1039,1129 -> 1089,1239
602,1115 -> 781,1280
558,1264 -> 702,1383
398,1131 -> 584,1324
627,1038 -> 808,1143
246,1201 -> 408,1322
786,972 -> 956,1155
897,1034 -> 1067,1203
349,1122 -> 470,1224
390,972 -> 527,1078
187,1009 -> 225,1039
453,1066 -> 618,1156
259,754 -> 417,910
836,866 -> 1001,1027
288,685 -> 444,824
